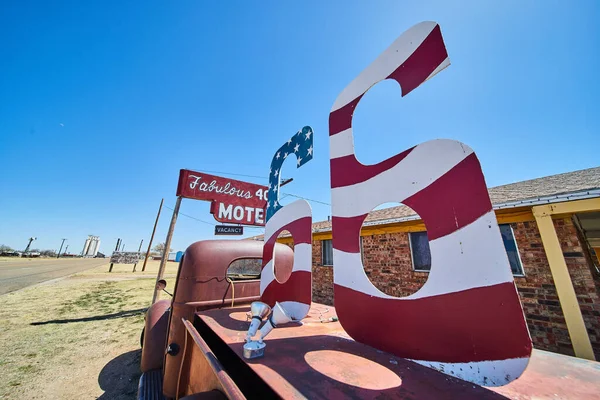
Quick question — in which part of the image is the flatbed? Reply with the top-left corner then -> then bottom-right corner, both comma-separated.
186,304 -> 600,399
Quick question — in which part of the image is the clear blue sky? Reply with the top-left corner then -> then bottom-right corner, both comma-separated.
1,1 -> 598,254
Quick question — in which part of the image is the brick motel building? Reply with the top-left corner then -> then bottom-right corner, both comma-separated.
251,166 -> 600,360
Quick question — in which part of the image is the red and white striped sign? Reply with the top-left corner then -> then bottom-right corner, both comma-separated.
329,21 -> 532,386
261,199 -> 312,320
261,130 -> 314,320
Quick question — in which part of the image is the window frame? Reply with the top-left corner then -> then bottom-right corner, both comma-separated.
226,257 -> 263,281
408,231 -> 432,272
499,223 -> 526,277
321,239 -> 333,266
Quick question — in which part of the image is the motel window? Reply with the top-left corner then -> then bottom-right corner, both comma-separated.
499,224 -> 525,276
409,224 -> 525,276
322,240 -> 333,266
409,232 -> 432,272
322,238 -> 363,266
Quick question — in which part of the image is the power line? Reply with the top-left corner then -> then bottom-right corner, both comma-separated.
281,192 -> 331,206
164,205 -> 265,230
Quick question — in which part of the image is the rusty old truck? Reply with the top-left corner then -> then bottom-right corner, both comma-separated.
138,239 -> 600,400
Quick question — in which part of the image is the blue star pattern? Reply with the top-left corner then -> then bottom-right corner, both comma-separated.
266,126 -> 314,221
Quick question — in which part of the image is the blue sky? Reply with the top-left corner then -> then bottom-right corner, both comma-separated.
1,1 -> 598,254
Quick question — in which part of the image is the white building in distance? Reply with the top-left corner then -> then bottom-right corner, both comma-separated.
82,235 -> 101,257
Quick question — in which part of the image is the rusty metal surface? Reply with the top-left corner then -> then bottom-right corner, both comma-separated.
180,319 -> 245,399
140,299 -> 170,373
197,304 -> 600,400
162,240 -> 293,398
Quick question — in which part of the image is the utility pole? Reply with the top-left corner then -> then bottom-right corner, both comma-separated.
142,199 -> 164,272
64,245 -> 69,255
57,238 -> 67,259
109,238 -> 121,272
132,239 -> 144,272
23,237 -> 36,255
152,196 -> 182,304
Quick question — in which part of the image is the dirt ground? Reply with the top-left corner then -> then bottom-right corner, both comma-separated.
0,260 -> 179,399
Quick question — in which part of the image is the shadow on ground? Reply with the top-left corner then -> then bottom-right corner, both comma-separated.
30,308 -> 147,325
98,349 -> 142,399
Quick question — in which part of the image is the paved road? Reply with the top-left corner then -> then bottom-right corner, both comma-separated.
0,258 -> 108,295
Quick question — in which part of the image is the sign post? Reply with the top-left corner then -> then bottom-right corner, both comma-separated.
152,196 -> 182,304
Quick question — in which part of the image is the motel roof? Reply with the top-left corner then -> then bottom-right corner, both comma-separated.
249,166 -> 600,238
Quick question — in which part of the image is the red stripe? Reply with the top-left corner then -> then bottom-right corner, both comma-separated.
330,147 -> 414,188
331,214 -> 368,253
329,96 -> 362,136
261,271 -> 312,307
388,24 -> 448,97
265,216 -> 312,245
403,153 -> 492,241
262,216 -> 312,268
334,282 -> 532,363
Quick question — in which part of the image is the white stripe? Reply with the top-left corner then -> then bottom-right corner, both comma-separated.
409,357 -> 530,387
334,211 -> 513,299
329,128 -> 355,159
292,243 -> 312,273
260,259 -> 275,295
279,301 -> 311,321
331,139 -> 473,218
331,21 -> 437,112
265,199 -> 312,242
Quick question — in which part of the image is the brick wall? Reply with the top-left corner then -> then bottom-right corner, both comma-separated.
304,217 -> 600,359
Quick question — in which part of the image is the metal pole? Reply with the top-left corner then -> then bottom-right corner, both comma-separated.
64,245 -> 69,255
152,196 -> 182,304
133,239 -> 144,272
57,238 -> 67,259
109,238 -> 121,272
142,198 -> 163,272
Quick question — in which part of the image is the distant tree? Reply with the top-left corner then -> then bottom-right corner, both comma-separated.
0,244 -> 13,252
40,249 -> 57,257
153,243 -> 173,254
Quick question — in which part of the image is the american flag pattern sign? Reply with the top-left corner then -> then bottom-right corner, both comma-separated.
329,21 -> 532,386
266,126 -> 313,221
261,128 -> 314,320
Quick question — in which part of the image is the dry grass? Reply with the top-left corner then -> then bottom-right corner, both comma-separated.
0,260 -> 179,399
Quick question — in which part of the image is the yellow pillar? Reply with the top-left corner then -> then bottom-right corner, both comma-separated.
594,247 -> 600,265
533,207 -> 595,360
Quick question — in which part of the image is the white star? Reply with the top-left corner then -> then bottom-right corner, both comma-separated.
307,145 -> 313,156
297,156 -> 302,166
269,184 -> 273,191
293,143 -> 300,153
287,138 -> 292,145
273,185 -> 278,193
296,130 -> 301,136
267,202 -> 271,209
283,152 -> 288,159
305,129 -> 312,140
269,168 -> 272,175
274,169 -> 279,177
276,152 -> 280,160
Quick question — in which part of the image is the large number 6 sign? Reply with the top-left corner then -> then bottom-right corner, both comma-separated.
329,22 -> 532,386
261,127 -> 314,320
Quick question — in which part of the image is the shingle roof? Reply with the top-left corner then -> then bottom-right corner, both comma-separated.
247,166 -> 600,239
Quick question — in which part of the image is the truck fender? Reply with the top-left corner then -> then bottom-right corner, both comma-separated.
140,299 -> 171,373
